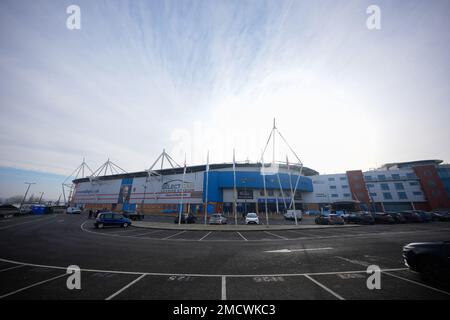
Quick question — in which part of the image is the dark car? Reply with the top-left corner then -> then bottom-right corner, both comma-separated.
94,212 -> 131,229
414,211 -> 433,222
122,210 -> 145,221
174,213 -> 197,224
372,212 -> 395,224
387,212 -> 407,223
344,212 -> 375,225
432,211 -> 450,222
403,241 -> 450,282
315,214 -> 344,225
399,211 -> 423,223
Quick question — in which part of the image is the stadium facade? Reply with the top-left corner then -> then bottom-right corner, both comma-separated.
71,159 -> 450,214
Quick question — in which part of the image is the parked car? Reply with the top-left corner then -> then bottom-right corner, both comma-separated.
399,211 -> 423,223
304,210 -> 321,215
431,211 -> 450,222
174,213 -> 197,224
94,212 -> 131,229
315,214 -> 345,225
344,212 -> 375,225
66,207 -> 82,214
372,212 -> 395,224
414,211 -> 433,222
403,241 -> 450,281
122,210 -> 145,221
245,212 -> 260,225
387,212 -> 407,223
283,210 -> 303,221
209,213 -> 228,225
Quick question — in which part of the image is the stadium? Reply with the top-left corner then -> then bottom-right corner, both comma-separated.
68,122 -> 450,216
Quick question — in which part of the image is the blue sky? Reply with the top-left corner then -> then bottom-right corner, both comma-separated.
0,0 -> 449,199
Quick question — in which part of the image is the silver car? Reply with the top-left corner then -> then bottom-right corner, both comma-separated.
209,213 -> 228,225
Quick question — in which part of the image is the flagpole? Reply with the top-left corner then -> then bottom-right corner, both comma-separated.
178,154 -> 187,226
261,153 -> 269,226
232,149 -> 238,226
204,150 -> 210,225
286,155 -> 298,225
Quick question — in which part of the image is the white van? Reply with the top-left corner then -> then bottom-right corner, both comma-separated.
283,209 -> 302,221
66,207 -> 82,214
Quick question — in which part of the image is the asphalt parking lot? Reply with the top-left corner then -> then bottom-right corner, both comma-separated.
0,214 -> 449,300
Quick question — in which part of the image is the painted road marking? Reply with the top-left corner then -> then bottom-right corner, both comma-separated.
303,274 -> 345,300
383,271 -> 450,296
105,274 -> 147,300
162,230 -> 187,240
264,231 -> 288,240
0,264 -> 26,273
0,273 -> 67,299
336,255 -> 450,296
236,232 -> 248,241
265,247 -> 333,253
199,232 -> 212,241
0,257 -> 408,278
80,221 -> 450,242
130,230 -> 165,237
221,276 -> 226,300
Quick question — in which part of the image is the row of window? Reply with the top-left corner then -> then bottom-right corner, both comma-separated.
326,182 -> 420,190
369,191 -> 423,199
364,173 -> 417,181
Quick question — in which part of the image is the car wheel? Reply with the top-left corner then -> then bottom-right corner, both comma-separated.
97,223 -> 104,229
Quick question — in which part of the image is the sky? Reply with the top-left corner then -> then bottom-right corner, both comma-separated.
0,0 -> 449,199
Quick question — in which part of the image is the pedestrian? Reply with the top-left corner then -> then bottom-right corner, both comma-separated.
88,210 -> 93,219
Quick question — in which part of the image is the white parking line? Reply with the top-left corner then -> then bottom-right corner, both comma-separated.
0,257 -> 409,278
303,274 -> 345,300
264,231 -> 288,240
236,232 -> 248,241
0,273 -> 67,299
221,276 -> 227,300
105,274 -> 147,300
131,230 -> 165,237
0,264 -> 26,273
199,232 -> 212,241
383,271 -> 450,296
162,230 -> 186,240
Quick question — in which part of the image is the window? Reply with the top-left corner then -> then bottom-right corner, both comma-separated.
366,183 -> 374,188
378,174 -> 386,181
406,173 -> 417,179
343,193 -> 351,197
331,194 -> 338,198
364,175 -> 373,181
340,177 -> 347,181
392,174 -> 400,180
409,182 -> 419,186
394,183 -> 404,190
342,185 -> 349,189
383,192 -> 392,200
328,177 -> 335,181
380,183 -> 389,190
369,192 -> 377,197
329,185 -> 337,189
413,191 -> 422,196
398,192 -> 407,200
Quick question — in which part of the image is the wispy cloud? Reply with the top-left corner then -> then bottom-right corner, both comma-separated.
0,0 -> 449,183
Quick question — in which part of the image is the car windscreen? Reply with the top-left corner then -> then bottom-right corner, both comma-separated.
247,213 -> 257,217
